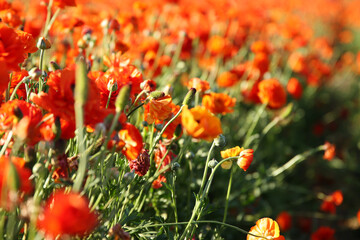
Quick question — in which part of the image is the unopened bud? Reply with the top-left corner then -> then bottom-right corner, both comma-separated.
214,134 -> 226,147
75,56 -> 89,106
49,61 -> 61,71
208,159 -> 218,168
150,91 -> 165,99
107,81 -> 118,92
28,68 -> 41,80
182,88 -> 196,106
185,151 -> 194,160
115,85 -> 131,112
171,162 -> 180,171
37,37 -> 51,50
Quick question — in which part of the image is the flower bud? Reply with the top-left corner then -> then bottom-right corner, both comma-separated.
150,91 -> 165,99
171,162 -> 180,171
37,37 -> 51,50
107,80 -> 118,92
185,151 -> 194,160
49,61 -> 61,71
115,85 -> 131,112
208,159 -> 218,168
214,134 -> 226,147
182,88 -> 196,106
28,68 -> 42,80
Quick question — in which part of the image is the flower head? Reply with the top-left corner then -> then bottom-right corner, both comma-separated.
323,142 -> 335,161
37,191 -> 98,238
258,79 -> 287,109
287,78 -> 303,99
181,106 -> 222,141
247,217 -> 284,240
202,92 -> 236,115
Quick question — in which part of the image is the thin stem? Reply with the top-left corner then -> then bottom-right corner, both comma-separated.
199,141 -> 216,195
133,220 -> 269,239
126,102 -> 145,118
243,103 -> 267,148
106,88 -> 113,109
222,165 -> 235,223
10,76 -> 30,101
270,145 -> 326,177
38,49 -> 45,92
148,105 -> 184,156
0,131 -> 13,156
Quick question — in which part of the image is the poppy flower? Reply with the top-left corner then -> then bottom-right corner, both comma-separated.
0,23 -> 27,70
6,70 -> 29,100
37,191 -> 98,238
109,122 -> 143,160
0,100 -> 43,145
53,0 -> 76,8
39,114 -> 75,141
311,226 -> 335,240
202,92 -> 236,115
247,217 -> 284,240
357,210 -> 360,225
187,78 -> 210,93
237,149 -> 254,171
154,141 -> 176,171
258,79 -> 287,109
181,106 -> 222,141
323,142 -> 335,161
320,190 -> 343,214
0,156 -> 33,209
220,146 -> 242,169
152,175 -> 167,189
276,212 -> 292,232
145,94 -> 173,123
287,78 -> 303,99
217,71 -> 239,88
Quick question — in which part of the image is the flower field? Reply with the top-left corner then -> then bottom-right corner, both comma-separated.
1,0 -> 360,239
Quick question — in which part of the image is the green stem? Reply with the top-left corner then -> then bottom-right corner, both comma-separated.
198,141 -> 216,195
0,131 -> 13,156
9,77 -> 30,101
106,88 -> 113,109
38,49 -> 45,92
243,103 -> 267,148
148,105 -> 184,156
270,145 -> 326,177
222,165 -> 235,223
171,171 -> 179,237
126,102 -> 145,118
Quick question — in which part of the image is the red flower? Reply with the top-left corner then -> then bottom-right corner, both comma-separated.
276,212 -> 292,232
287,78 -> 303,99
237,149 -> 254,171
311,226 -> 335,240
323,142 -> 336,161
258,79 -> 287,109
37,191 -> 98,238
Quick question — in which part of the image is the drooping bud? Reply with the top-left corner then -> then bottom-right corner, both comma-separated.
208,159 -> 218,168
214,134 -> 226,147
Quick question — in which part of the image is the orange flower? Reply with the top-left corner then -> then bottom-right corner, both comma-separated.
323,142 -> 335,161
311,226 -> 335,240
154,141 -> 176,171
258,79 -> 287,109
0,100 -> 43,145
320,190 -> 343,214
220,146 -> 243,169
53,0 -> 76,8
217,71 -> 239,88
357,210 -> 360,225
145,94 -> 173,123
247,217 -> 284,240
0,156 -> 33,209
37,191 -> 98,238
0,23 -> 27,70
152,175 -> 167,189
207,35 -> 230,56
251,40 -> 271,54
202,92 -> 236,115
187,78 -> 210,92
238,149 -> 254,171
181,106 -> 222,141
115,123 -> 143,160
39,114 -> 75,141
287,78 -> 303,100
276,212 -> 292,232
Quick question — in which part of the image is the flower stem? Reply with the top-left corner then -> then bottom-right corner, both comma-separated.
222,165 -> 235,223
